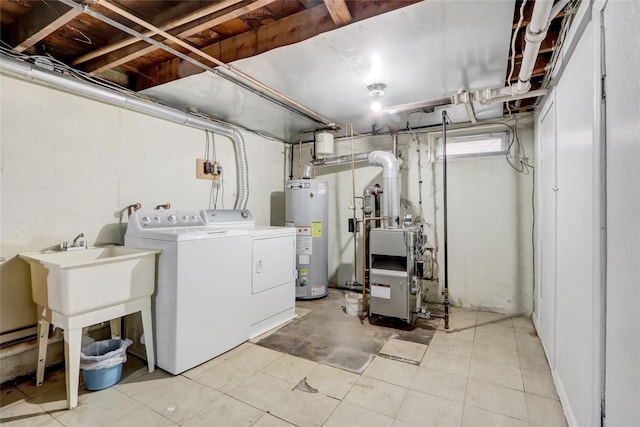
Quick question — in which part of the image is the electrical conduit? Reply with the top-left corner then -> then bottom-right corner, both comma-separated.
0,55 -> 250,210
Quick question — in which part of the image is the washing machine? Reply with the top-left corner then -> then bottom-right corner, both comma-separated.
200,209 -> 296,339
124,209 -> 250,375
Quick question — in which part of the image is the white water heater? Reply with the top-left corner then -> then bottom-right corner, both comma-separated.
286,179 -> 328,299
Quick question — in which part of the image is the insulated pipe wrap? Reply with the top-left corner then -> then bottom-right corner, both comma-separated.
1,56 -> 250,209
368,151 -> 401,228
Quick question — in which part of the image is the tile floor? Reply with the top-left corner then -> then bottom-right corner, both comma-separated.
1,306 -> 568,427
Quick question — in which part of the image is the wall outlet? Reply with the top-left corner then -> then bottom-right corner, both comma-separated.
196,159 -> 220,180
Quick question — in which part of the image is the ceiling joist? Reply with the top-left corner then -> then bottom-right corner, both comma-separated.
71,0 -> 245,66
323,0 -> 352,26
82,0 -> 279,74
134,0 -> 419,90
9,2 -> 81,52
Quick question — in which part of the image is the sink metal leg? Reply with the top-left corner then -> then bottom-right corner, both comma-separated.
64,328 -> 82,409
36,315 -> 50,387
109,318 -> 121,338
140,305 -> 155,373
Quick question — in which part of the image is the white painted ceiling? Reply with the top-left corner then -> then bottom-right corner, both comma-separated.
141,1 -> 515,143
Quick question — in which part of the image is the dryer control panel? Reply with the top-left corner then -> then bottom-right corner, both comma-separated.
201,209 -> 255,227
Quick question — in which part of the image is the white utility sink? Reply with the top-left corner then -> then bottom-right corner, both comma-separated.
20,245 -> 159,409
20,246 -> 159,316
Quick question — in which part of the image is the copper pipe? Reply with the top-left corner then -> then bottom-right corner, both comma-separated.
360,216 -> 384,312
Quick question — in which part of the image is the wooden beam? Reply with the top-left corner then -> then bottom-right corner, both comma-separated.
512,11 -> 565,29
508,56 -> 548,82
508,35 -> 557,60
9,2 -> 81,52
83,0 -> 278,74
323,0 -> 352,26
134,0 -> 420,90
72,0 -> 244,65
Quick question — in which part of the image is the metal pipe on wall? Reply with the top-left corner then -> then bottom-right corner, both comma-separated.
441,111 -> 450,330
0,55 -> 250,210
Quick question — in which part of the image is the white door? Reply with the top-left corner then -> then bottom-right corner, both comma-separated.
537,98 -> 557,368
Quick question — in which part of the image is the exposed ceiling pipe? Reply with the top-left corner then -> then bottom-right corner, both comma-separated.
382,97 -> 453,115
479,0 -> 555,103
487,88 -> 549,105
0,54 -> 250,210
514,0 -> 554,94
454,90 -> 477,123
57,0 -> 334,127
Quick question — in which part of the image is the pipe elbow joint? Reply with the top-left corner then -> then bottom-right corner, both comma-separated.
302,162 -> 314,179
368,151 -> 400,175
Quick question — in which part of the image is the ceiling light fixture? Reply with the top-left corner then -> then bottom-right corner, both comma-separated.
368,83 -> 386,113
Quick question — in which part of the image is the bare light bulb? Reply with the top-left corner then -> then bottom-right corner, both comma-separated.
370,100 -> 382,112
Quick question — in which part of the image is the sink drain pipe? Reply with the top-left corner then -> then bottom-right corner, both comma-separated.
0,55 -> 249,210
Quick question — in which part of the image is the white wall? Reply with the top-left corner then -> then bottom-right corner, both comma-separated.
534,2 -> 640,425
536,15 -> 598,427
554,20 -> 596,427
0,75 -> 286,367
293,121 -> 534,315
603,2 -> 640,426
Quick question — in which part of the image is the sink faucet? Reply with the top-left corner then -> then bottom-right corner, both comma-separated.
60,233 -> 88,251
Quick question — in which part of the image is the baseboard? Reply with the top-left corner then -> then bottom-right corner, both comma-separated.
552,368 -> 579,427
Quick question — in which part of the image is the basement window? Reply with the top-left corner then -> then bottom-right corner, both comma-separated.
436,132 -> 508,159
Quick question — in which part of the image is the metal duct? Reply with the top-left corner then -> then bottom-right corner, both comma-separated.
301,149 -> 392,179
0,55 -> 249,210
368,151 -> 401,228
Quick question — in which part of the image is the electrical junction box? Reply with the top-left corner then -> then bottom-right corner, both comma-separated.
196,159 -> 220,180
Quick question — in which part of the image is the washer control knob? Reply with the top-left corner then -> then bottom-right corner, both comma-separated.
168,214 -> 178,223
241,210 -> 249,219
153,216 -> 161,223
141,216 -> 150,224
190,215 -> 199,222
182,215 -> 190,222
